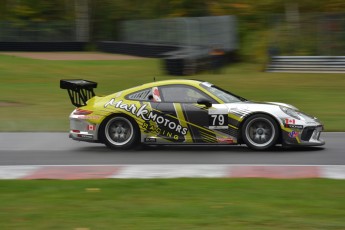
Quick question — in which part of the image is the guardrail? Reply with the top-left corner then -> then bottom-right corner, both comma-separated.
0,42 -> 86,51
267,56 -> 345,73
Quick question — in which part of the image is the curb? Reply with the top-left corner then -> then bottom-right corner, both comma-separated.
0,165 -> 344,180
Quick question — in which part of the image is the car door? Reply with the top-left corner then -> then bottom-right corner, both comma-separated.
155,84 -> 224,143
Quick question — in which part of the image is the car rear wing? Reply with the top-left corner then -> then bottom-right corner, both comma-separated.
60,79 -> 97,107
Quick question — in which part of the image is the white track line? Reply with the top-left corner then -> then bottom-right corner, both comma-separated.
0,165 -> 344,180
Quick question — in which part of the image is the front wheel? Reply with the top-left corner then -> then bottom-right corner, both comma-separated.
101,116 -> 139,150
242,114 -> 279,150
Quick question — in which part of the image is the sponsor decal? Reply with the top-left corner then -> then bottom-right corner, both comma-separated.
288,131 -> 299,138
104,99 -> 188,136
87,125 -> 96,131
142,122 -> 182,141
144,137 -> 157,143
285,124 -> 303,129
77,134 -> 93,139
217,138 -> 234,144
285,118 -> 295,124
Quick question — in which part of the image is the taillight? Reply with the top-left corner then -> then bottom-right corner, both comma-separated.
73,108 -> 93,115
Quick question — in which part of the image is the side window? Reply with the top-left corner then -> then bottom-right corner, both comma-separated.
160,85 -> 214,103
127,89 -> 151,101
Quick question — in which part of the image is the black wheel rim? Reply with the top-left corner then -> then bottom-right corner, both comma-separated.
245,117 -> 275,147
105,117 -> 134,146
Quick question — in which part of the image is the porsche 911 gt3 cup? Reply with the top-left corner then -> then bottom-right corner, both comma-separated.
60,79 -> 325,150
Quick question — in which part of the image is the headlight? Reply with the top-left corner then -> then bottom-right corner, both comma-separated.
280,106 -> 300,120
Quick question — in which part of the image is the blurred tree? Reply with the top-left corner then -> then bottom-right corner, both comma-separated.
1,0 -> 345,59
2,0 -> 73,21
75,0 -> 89,41
167,0 -> 209,17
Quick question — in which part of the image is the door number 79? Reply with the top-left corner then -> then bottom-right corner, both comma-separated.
209,114 -> 227,129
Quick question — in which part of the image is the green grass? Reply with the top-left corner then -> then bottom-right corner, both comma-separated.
0,54 -> 344,131
0,179 -> 344,229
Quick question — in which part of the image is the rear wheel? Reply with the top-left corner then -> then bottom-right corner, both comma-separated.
242,114 -> 279,150
101,116 -> 139,150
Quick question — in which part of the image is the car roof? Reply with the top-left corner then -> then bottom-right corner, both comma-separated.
108,79 -> 209,98
140,79 -> 204,88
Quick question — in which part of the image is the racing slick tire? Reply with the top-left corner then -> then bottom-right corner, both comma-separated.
242,114 -> 279,150
100,115 -> 140,150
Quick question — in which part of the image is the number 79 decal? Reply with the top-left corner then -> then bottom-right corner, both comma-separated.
208,105 -> 229,129
208,114 -> 228,129
209,114 -> 228,129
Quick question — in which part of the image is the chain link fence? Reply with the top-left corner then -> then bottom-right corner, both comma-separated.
121,16 -> 238,52
0,21 -> 76,42
119,15 -> 238,75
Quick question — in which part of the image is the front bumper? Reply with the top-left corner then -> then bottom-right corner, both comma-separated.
283,125 -> 325,146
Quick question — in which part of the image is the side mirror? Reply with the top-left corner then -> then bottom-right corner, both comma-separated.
197,98 -> 212,108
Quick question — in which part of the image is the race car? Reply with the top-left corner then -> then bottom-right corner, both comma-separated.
60,79 -> 325,150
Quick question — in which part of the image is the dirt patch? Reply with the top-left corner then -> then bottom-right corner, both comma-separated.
0,52 -> 146,60
0,101 -> 25,107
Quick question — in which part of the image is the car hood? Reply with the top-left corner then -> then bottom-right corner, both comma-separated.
231,101 -> 298,110
265,102 -> 299,111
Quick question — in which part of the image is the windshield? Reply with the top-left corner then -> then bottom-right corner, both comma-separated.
200,82 -> 247,103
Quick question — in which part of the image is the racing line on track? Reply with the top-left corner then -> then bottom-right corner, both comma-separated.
0,165 -> 344,180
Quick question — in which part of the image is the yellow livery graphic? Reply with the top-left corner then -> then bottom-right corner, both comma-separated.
60,79 -> 325,150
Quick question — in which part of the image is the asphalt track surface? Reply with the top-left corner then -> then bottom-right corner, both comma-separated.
0,132 -> 344,166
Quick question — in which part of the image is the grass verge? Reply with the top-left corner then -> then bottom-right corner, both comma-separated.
0,54 -> 344,131
0,179 -> 344,229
